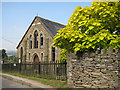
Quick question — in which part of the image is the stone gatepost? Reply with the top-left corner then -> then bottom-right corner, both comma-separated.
67,52 -> 78,88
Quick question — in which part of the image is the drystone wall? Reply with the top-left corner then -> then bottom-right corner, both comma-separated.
67,47 -> 120,88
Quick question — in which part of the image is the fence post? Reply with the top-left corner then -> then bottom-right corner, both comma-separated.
38,62 -> 40,75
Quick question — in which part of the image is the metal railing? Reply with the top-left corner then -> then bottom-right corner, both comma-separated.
2,60 -> 67,80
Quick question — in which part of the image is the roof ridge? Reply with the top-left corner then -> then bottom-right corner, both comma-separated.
36,16 -> 66,26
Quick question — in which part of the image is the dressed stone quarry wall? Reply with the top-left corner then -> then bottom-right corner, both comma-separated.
67,47 -> 120,88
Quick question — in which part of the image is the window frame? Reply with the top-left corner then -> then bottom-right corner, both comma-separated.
34,31 -> 38,48
52,47 -> 55,61
40,34 -> 43,48
30,35 -> 32,49
29,53 -> 30,60
20,47 -> 23,63
41,53 -> 43,62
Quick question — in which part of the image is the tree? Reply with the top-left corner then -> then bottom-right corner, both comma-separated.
0,49 -> 8,63
53,2 -> 120,57
1,49 -> 8,58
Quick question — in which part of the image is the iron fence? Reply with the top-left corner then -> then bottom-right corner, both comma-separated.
2,60 -> 67,80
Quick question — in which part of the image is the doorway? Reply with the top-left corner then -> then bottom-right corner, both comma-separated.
34,54 -> 39,70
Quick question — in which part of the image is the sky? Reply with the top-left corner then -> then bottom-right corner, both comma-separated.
1,2 -> 91,51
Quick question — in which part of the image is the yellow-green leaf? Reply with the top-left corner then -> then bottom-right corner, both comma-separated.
92,45 -> 95,49
79,35 -> 83,38
89,26 -> 94,30
99,36 -> 104,40
97,39 -> 100,42
70,38 -> 75,42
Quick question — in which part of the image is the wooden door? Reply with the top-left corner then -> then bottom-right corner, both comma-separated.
34,55 -> 39,70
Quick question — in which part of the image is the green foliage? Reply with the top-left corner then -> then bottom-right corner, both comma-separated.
0,49 -> 18,63
1,49 -> 8,59
59,49 -> 67,62
9,55 -> 18,63
0,49 -> 8,62
53,2 -> 120,55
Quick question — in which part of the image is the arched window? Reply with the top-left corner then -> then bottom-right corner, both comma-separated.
30,35 -> 32,49
52,47 -> 55,61
20,47 -> 23,63
41,53 -> 43,62
29,53 -> 30,60
34,31 -> 38,48
40,34 -> 43,48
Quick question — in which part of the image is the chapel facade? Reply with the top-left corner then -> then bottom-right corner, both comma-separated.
16,16 -> 65,63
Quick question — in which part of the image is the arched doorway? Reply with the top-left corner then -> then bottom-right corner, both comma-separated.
34,54 -> 39,63
33,54 -> 39,70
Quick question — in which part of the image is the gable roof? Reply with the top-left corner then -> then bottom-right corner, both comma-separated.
16,16 -> 66,49
37,16 -> 65,37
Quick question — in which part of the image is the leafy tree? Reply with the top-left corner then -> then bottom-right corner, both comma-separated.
1,49 -> 8,58
53,2 -> 120,57
0,49 -> 8,63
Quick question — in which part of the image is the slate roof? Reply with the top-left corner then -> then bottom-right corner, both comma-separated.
37,16 -> 65,37
16,16 -> 66,49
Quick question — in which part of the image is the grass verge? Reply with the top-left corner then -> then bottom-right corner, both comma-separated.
2,72 -> 70,88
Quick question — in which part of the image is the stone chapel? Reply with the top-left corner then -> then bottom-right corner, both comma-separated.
16,16 -> 65,63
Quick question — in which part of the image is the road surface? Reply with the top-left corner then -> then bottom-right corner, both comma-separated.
2,77 -> 32,88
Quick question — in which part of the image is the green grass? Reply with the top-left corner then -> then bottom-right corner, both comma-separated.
2,72 -> 70,88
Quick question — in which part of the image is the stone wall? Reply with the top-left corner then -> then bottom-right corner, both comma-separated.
67,47 -> 120,88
